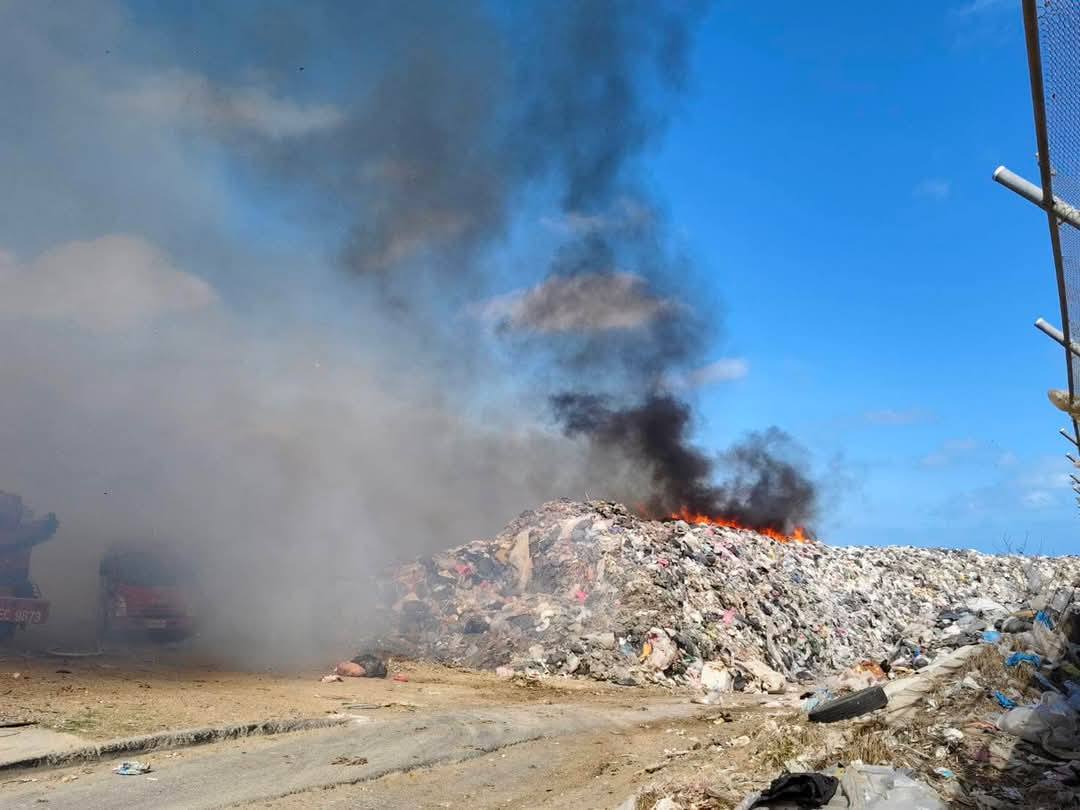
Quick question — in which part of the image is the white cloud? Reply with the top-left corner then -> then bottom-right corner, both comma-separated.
943,438 -> 978,452
920,437 -> 978,468
0,235 -> 217,332
997,451 -> 1019,468
680,358 -> 749,388
1017,464 -> 1071,491
475,272 -> 673,333
1021,490 -> 1055,509
114,70 -> 345,139
930,453 -> 1077,524
1014,458 -> 1073,510
954,0 -> 1010,17
914,178 -> 952,200
863,409 -> 928,426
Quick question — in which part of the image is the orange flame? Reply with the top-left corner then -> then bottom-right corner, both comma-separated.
666,507 -> 810,544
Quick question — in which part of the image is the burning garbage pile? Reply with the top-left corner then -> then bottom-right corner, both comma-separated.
375,499 -> 1080,692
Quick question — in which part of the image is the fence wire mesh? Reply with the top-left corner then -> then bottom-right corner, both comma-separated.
1033,1 -> 1080,434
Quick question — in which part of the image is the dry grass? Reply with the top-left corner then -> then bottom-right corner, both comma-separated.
633,787 -> 663,809
750,715 -> 829,770
964,645 -> 1035,696
820,719 -> 896,768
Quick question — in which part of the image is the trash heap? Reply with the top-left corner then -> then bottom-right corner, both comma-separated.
722,588 -> 1080,809
377,499 -> 1080,691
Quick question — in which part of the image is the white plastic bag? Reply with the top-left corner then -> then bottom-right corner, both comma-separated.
997,692 -> 1079,749
823,764 -> 945,809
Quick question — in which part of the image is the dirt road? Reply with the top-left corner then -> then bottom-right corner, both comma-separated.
0,648 -> 790,808
0,649 -> 654,739
0,695 -> 779,809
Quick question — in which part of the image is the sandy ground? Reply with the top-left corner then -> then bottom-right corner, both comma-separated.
257,708 -> 773,810
0,643 -> 789,808
0,646 -> 675,741
0,644 -> 1042,808
0,696 -> 777,810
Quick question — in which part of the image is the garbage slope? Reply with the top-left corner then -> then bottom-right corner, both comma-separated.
379,500 -> 1080,688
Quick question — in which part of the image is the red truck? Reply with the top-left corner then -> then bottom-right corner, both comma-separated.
98,546 -> 196,642
0,492 -> 57,641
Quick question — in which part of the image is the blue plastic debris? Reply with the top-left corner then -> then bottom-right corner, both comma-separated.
981,630 -> 1002,644
801,688 -> 834,713
1035,610 -> 1054,629
1005,652 -> 1042,669
113,761 -> 152,776
993,690 -> 1017,709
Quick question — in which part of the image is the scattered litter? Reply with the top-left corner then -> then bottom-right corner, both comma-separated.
748,772 -> 838,808
940,727 -> 964,745
993,690 -> 1017,710
113,761 -> 152,776
809,685 -> 887,723
735,764 -> 944,810
335,653 -> 388,678
331,755 -> 369,766
1005,651 -> 1041,669
320,674 -> 344,683
369,500 -> 1080,689
801,688 -> 833,713
997,691 -> 1080,749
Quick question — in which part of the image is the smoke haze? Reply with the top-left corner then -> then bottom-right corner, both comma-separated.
0,1 -> 816,663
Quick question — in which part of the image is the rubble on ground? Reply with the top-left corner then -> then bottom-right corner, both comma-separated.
333,653 -> 388,679
371,499 -> 1080,807
374,499 -> 1080,692
627,585 -> 1080,808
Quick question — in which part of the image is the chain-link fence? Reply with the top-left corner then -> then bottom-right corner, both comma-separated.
1037,1 -> 1080,408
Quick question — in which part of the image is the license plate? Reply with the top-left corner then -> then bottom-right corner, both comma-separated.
0,597 -> 49,624
144,619 -> 167,629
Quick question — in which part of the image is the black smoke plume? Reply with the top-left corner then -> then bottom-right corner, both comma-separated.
552,393 -> 817,533
211,0 -> 814,531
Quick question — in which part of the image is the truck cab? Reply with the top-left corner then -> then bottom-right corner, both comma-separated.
99,547 -> 197,643
0,492 -> 56,641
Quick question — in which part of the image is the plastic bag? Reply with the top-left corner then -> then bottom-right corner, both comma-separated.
735,765 -> 945,810
828,764 -> 945,809
998,692 -> 1079,749
1032,621 -> 1064,660
1065,680 -> 1080,713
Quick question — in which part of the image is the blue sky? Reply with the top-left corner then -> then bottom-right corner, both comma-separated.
654,1 -> 1076,550
2,1 -> 1075,555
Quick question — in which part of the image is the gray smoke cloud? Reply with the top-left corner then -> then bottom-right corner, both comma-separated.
0,234 -> 588,661
0,0 -> 723,663
477,272 -> 674,334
